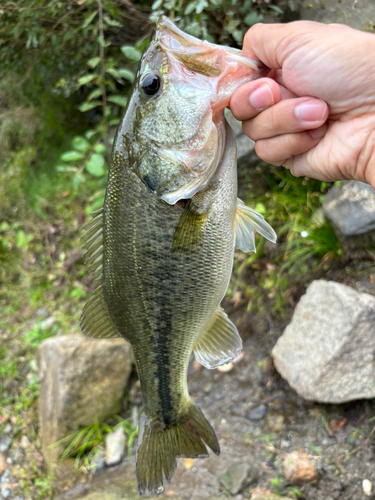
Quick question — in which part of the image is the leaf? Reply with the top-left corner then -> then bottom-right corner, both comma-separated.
86,154 -> 105,176
152,0 -> 163,9
82,10 -> 98,28
120,46 -> 142,61
78,100 -> 101,112
87,88 -> 102,101
244,11 -> 264,26
94,143 -> 106,154
118,68 -> 135,82
56,165 -> 77,172
61,151 -> 85,162
87,56 -> 101,68
105,68 -> 122,81
184,2 -> 196,15
78,74 -> 97,86
107,95 -> 128,107
196,0 -> 208,14
268,4 -> 283,13
72,136 -> 91,153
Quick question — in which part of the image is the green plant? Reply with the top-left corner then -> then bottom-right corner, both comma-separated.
54,417 -> 138,473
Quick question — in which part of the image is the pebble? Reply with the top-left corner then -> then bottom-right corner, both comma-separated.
249,404 -> 267,421
283,450 -> 318,485
105,427 -> 126,466
0,436 -> 12,453
203,381 -> 213,393
217,362 -> 234,373
266,411 -> 285,432
39,316 -> 56,330
220,462 -> 253,495
89,449 -> 106,474
363,479 -> 373,497
3,425 -> 12,435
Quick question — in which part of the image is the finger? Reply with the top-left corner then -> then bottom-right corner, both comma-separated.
229,78 -> 282,121
243,98 -> 329,141
254,125 -> 328,166
242,21 -> 319,68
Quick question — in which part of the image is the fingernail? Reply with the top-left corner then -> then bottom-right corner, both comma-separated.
295,100 -> 327,122
250,84 -> 274,110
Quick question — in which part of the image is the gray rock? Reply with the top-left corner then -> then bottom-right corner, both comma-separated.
37,334 -> 133,489
300,0 -> 375,31
105,427 -> 126,467
248,404 -> 267,421
272,280 -> 375,403
323,181 -> 375,236
219,463 -> 253,495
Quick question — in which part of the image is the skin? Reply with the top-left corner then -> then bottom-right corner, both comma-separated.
229,21 -> 375,189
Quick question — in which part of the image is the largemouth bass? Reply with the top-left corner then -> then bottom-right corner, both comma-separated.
80,17 -> 276,496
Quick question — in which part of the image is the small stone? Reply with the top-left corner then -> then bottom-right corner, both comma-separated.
0,453 -> 7,473
20,435 -> 29,448
183,458 -> 197,470
266,411 -> 285,432
283,450 -> 318,485
363,479 -> 373,497
39,316 -> 56,330
3,424 -> 12,435
280,439 -> 291,449
218,362 -> 234,373
89,449 -> 106,474
0,436 -> 12,453
220,463 -> 253,495
249,404 -> 267,421
203,381 -> 213,393
105,427 -> 126,466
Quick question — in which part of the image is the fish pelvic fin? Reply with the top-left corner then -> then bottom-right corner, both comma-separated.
194,307 -> 242,369
234,198 -> 277,253
136,403 -> 220,496
172,200 -> 208,253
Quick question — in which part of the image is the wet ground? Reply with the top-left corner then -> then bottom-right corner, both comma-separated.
58,307 -> 375,500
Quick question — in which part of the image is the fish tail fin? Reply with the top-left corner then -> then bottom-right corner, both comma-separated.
136,402 -> 220,496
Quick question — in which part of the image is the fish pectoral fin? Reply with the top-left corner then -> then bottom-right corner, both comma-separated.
234,198 -> 277,253
172,200 -> 208,252
80,285 -> 123,340
193,307 -> 242,369
81,207 -> 104,279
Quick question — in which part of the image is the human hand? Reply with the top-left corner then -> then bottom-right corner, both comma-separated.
229,21 -> 375,188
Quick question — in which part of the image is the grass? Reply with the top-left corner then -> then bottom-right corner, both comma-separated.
53,418 -> 138,474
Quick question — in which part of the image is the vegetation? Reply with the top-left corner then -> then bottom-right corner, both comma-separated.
1,1 -> 374,498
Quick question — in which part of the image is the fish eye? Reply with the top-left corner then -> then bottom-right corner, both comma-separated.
140,72 -> 162,97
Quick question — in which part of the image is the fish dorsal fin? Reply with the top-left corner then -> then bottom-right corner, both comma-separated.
234,198 -> 277,253
81,208 -> 104,279
80,285 -> 122,339
80,208 -> 122,339
193,307 -> 242,369
173,201 -> 208,252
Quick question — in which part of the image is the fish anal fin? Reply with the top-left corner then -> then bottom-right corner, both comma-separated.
80,285 -> 123,340
235,198 -> 277,253
193,307 -> 242,369
172,201 -> 208,253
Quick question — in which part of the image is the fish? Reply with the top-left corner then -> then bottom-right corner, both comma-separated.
80,16 -> 276,496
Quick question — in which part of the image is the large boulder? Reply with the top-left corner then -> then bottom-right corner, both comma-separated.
37,334 -> 133,489
272,280 -> 375,403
